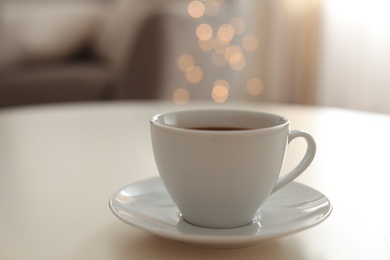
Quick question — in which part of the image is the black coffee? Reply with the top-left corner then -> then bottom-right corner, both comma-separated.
187,127 -> 252,131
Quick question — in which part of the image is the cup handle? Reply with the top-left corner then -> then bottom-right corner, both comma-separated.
271,130 -> 316,194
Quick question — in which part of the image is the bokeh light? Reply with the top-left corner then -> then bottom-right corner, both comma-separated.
230,17 -> 245,35
188,1 -> 205,18
242,35 -> 259,52
177,54 -> 195,71
186,65 -> 203,83
214,39 -> 229,54
198,37 -> 215,51
173,88 -> 190,105
229,56 -> 246,71
212,79 -> 229,103
204,0 -> 224,16
224,45 -> 246,71
181,0 -> 258,103
217,24 -> 235,44
224,45 -> 242,63
196,23 -> 213,41
246,78 -> 264,96
227,52 -> 243,65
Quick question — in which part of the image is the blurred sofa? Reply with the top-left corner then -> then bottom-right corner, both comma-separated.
0,0 -> 167,108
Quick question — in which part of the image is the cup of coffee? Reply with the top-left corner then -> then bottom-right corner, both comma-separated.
150,109 -> 316,229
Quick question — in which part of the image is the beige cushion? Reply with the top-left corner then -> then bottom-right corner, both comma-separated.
0,1 -> 105,68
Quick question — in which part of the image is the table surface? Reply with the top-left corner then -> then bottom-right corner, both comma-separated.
1,101 -> 389,260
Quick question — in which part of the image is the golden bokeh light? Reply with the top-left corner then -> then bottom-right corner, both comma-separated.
230,17 -> 245,35
214,39 -> 229,54
224,45 -> 247,70
196,23 -> 213,41
212,80 -> 229,103
214,79 -> 229,88
204,0 -> 224,16
173,88 -> 190,105
186,65 -> 203,83
217,24 -> 235,43
188,1 -> 205,18
227,52 -> 243,65
224,45 -> 242,62
242,35 -> 259,52
246,78 -> 264,96
229,56 -> 246,71
177,54 -> 195,72
198,37 -> 215,51
181,0 -> 257,102
208,0 -> 225,7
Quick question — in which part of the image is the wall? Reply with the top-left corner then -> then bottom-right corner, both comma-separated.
316,0 -> 390,114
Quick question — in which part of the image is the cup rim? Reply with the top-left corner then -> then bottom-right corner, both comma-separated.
150,109 -> 289,133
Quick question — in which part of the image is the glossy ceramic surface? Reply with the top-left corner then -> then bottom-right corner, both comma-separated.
150,109 -> 316,228
109,177 -> 332,248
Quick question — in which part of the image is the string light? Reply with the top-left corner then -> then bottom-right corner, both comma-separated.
242,35 -> 259,52
173,0 -> 259,103
198,37 -> 215,51
186,65 -> 203,83
196,23 -> 213,41
230,17 -> 246,35
188,1 -> 205,18
216,24 -> 235,44
173,88 -> 190,105
204,0 -> 224,16
212,79 -> 230,103
246,78 -> 264,96
177,54 -> 195,71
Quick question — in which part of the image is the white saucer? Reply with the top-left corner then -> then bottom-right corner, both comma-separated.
109,177 -> 332,248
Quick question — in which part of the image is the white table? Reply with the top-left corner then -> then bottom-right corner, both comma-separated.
1,101 -> 389,260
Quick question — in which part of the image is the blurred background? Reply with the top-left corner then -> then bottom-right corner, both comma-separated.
0,0 -> 389,113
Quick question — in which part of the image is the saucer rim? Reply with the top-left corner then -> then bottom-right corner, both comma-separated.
109,177 -> 332,247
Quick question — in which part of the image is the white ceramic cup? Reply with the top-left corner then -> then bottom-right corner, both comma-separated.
150,109 -> 316,229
